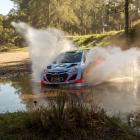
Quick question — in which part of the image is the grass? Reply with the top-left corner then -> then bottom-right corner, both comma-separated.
0,92 -> 139,140
70,20 -> 140,49
69,30 -> 124,50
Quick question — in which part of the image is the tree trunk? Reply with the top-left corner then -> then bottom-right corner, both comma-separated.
125,0 -> 129,37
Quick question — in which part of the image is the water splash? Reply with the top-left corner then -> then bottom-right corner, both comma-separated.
12,22 -> 140,86
83,46 -> 140,85
12,22 -> 74,81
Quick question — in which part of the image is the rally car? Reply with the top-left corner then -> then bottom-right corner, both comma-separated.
41,50 -> 87,86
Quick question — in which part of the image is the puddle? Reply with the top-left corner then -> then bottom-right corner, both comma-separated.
0,75 -> 140,117
0,82 -> 26,113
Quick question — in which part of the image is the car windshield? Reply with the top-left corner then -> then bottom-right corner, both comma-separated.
54,51 -> 83,64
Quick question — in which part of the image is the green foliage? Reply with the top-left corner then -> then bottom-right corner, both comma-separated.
0,92 -> 138,140
10,0 -> 140,34
71,31 -> 121,49
0,0 -> 140,48
0,14 -> 24,49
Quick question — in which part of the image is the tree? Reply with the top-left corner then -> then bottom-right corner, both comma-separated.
5,0 -> 140,36
125,0 -> 130,37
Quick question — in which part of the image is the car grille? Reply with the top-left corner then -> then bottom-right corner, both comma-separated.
46,73 -> 68,83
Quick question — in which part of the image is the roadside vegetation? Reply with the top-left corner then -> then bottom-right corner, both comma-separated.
1,0 -> 140,52
0,92 -> 139,140
70,31 -> 123,49
71,19 -> 140,50
1,19 -> 140,52
1,22 -> 140,52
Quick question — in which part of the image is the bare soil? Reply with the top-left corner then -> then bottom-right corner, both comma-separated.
0,51 -> 31,77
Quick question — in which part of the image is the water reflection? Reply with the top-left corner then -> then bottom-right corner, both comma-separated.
0,75 -> 140,116
86,80 -> 140,116
0,83 -> 26,113
41,79 -> 140,116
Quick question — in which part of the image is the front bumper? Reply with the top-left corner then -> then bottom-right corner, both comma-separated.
41,78 -> 82,86
42,70 -> 83,85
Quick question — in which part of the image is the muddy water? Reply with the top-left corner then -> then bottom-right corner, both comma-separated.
0,75 -> 140,117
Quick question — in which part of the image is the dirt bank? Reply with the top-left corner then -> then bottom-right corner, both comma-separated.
0,51 -> 31,77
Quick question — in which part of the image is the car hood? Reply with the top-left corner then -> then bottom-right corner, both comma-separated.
46,63 -> 80,72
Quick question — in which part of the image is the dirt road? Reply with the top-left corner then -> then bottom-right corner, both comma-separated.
0,51 -> 29,67
0,51 -> 30,77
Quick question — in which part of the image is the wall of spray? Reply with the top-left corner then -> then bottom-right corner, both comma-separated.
83,46 -> 140,85
12,22 -> 140,85
12,22 -> 74,82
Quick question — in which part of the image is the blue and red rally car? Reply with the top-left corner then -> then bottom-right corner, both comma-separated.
41,50 -> 88,86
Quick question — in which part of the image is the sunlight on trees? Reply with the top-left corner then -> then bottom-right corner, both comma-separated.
0,0 -> 140,46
